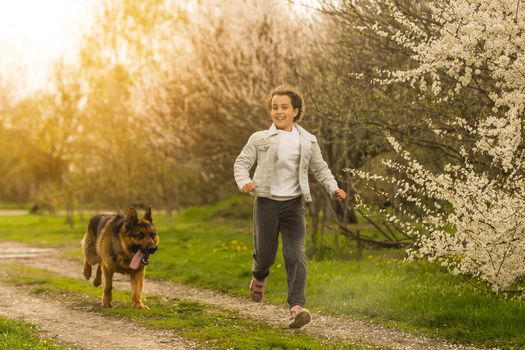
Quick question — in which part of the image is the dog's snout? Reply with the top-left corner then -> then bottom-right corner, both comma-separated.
147,245 -> 157,254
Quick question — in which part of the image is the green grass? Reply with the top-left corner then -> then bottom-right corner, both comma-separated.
0,315 -> 69,349
1,196 -> 525,349
0,214 -> 81,247
3,265 -> 369,350
148,201 -> 525,349
0,203 -> 28,210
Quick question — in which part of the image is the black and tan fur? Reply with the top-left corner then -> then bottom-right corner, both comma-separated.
81,207 -> 159,309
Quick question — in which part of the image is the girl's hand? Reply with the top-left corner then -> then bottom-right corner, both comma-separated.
334,188 -> 346,201
242,182 -> 257,193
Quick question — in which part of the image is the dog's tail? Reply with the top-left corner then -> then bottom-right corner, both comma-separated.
82,215 -> 108,280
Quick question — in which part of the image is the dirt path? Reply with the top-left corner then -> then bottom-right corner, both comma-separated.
0,210 -> 27,216
1,242 -> 486,350
0,279 -> 199,350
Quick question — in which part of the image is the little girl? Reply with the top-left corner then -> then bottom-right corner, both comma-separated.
234,85 -> 346,329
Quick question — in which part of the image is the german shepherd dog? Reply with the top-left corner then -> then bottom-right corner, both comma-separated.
82,207 -> 159,309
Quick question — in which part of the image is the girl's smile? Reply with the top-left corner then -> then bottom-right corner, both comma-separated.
271,95 -> 298,132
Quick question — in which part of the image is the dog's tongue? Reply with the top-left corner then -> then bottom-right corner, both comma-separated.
130,250 -> 144,270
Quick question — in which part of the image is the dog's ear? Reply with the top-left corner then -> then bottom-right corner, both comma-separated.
144,206 -> 153,223
125,207 -> 139,229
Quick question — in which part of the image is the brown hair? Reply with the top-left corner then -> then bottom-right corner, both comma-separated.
268,85 -> 305,122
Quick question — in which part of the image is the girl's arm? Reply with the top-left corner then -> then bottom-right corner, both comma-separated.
234,134 -> 258,192
309,141 -> 341,199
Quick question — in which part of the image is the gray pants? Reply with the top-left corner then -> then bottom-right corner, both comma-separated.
252,196 -> 306,307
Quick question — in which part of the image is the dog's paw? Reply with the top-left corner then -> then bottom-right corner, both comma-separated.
102,299 -> 112,308
133,303 -> 149,310
83,265 -> 92,280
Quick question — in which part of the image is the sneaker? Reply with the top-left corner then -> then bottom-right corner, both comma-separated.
249,277 -> 265,302
288,305 -> 311,329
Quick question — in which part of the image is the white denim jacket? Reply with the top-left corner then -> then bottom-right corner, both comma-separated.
234,123 -> 339,202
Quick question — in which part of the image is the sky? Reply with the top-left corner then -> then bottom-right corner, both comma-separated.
0,0 -> 95,94
0,0 -> 319,96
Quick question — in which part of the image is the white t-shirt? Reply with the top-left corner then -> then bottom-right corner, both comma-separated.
270,125 -> 302,200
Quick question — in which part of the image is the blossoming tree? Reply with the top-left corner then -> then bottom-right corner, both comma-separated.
349,0 -> 525,293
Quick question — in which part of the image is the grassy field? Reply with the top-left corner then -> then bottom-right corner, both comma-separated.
1,195 -> 525,349
0,315 -> 68,350
0,203 -> 30,210
2,265 -> 367,350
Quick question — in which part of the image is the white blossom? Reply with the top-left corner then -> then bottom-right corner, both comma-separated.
354,0 -> 525,293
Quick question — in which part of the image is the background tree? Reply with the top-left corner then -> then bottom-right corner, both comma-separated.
345,0 -> 525,293
145,0 -> 322,204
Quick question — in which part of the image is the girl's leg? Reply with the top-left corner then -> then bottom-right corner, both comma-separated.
252,197 -> 280,280
279,197 -> 307,307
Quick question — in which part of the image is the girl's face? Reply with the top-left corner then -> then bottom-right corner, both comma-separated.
271,95 -> 298,132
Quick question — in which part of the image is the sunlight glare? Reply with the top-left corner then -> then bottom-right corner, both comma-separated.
0,0 -> 95,93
